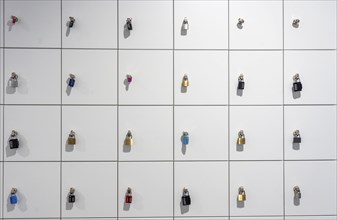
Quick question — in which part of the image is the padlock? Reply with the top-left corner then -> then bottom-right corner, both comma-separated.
182,17 -> 189,30
237,187 -> 246,202
293,186 -> 301,199
293,130 -> 301,143
10,188 -> 18,205
68,16 -> 75,28
237,74 -> 245,90
293,73 -> 302,92
293,19 -> 300,26
68,74 -> 76,87
68,187 -> 76,203
182,131 -> 189,145
127,75 -> 133,83
67,130 -> 76,145
125,187 -> 132,204
9,130 -> 19,149
181,188 -> 191,206
11,15 -> 18,24
124,130 -> 133,146
237,130 -> 246,145
182,74 -> 189,87
9,72 -> 19,88
127,18 -> 133,30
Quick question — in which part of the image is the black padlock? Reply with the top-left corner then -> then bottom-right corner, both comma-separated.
293,74 -> 302,92
293,82 -> 302,92
182,188 -> 191,206
9,130 -> 19,149
127,18 -> 132,30
68,194 -> 75,203
68,187 -> 76,203
237,74 -> 245,90
68,17 -> 75,28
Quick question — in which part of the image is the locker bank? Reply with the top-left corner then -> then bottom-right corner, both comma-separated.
0,0 -> 336,219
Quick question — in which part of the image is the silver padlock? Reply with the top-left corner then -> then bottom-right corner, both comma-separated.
182,17 -> 189,30
9,72 -> 18,88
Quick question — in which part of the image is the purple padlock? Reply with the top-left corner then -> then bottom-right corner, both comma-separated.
127,75 -> 132,83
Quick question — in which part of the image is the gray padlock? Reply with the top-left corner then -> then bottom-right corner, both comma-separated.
9,72 -> 18,88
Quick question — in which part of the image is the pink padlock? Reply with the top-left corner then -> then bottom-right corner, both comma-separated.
127,75 -> 133,83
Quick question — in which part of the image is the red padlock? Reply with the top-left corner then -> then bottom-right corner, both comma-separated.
11,16 -> 18,24
125,187 -> 132,204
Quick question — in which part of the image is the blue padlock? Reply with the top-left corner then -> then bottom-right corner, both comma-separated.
68,74 -> 76,87
182,131 -> 189,145
10,188 -> 18,204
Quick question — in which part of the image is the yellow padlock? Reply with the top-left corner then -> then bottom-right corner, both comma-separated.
237,130 -> 245,145
68,130 -> 76,145
124,130 -> 133,146
237,187 -> 246,201
182,74 -> 189,87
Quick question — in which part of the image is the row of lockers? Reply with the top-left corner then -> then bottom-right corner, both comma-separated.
0,161 -> 335,218
1,49 -> 336,105
0,105 -> 336,161
0,0 -> 336,49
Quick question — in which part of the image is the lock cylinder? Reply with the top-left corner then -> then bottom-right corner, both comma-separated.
293,130 -> 301,144
293,73 -> 302,92
182,17 -> 189,31
293,186 -> 301,199
237,130 -> 246,145
125,187 -> 133,204
9,130 -> 19,149
237,186 -> 246,202
67,130 -> 76,145
182,187 -> 191,206
182,74 -> 189,87
237,74 -> 245,90
125,130 -> 133,146
10,188 -> 18,205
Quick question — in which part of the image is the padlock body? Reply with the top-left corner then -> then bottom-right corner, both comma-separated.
127,22 -> 133,31
127,76 -> 132,83
182,136 -> 189,145
238,81 -> 245,90
293,137 -> 301,143
125,137 -> 133,146
182,195 -> 191,206
9,138 -> 19,149
9,79 -> 18,88
237,137 -> 245,145
68,137 -> 76,145
68,194 -> 75,203
182,80 -> 189,87
237,194 -> 246,201
183,23 -> 189,30
293,82 -> 302,92
69,21 -> 74,28
10,195 -> 18,204
68,78 -> 75,87
125,195 -> 132,203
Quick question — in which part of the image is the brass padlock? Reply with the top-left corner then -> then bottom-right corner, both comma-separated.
237,130 -> 246,145
125,130 -> 133,146
237,186 -> 246,202
182,74 -> 189,87
67,130 -> 76,145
